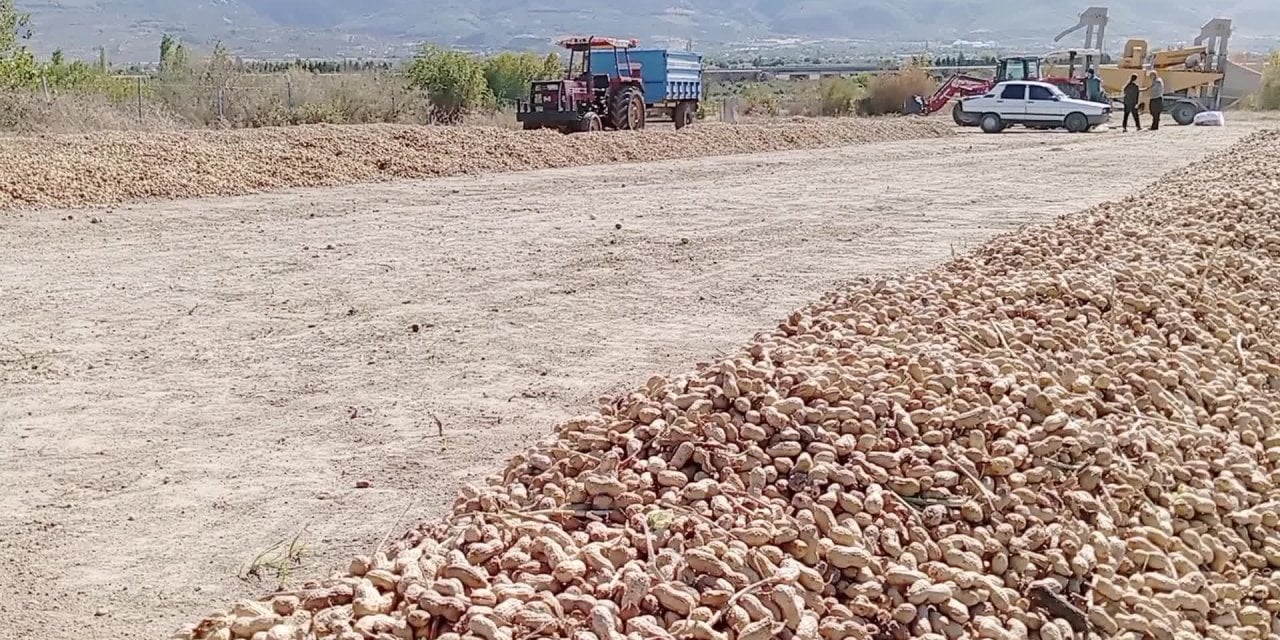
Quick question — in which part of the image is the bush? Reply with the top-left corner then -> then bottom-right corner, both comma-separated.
860,67 -> 937,116
1253,52 -> 1280,111
483,51 -> 560,104
820,77 -> 863,116
406,45 -> 492,122
741,84 -> 779,116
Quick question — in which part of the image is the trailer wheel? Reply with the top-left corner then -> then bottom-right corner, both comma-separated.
611,86 -> 646,130
1171,102 -> 1199,126
673,101 -> 696,129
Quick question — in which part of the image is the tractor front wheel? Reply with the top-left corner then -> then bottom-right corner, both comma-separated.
611,86 -> 646,131
577,113 -> 603,133
952,102 -> 978,127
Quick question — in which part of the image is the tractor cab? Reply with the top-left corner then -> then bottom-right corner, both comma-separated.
1039,49 -> 1099,99
516,36 -> 648,133
562,37 -> 635,95
995,56 -> 1043,82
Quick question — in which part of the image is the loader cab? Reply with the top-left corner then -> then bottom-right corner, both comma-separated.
996,57 -> 1042,82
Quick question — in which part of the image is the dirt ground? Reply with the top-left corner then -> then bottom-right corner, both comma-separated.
0,120 -> 1272,640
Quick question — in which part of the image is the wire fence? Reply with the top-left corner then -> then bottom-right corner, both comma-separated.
8,70 -> 748,131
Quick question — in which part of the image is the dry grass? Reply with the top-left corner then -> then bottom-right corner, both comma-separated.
860,67 -> 938,116
463,107 -> 520,129
0,91 -> 180,133
1,72 -> 433,132
238,526 -> 311,591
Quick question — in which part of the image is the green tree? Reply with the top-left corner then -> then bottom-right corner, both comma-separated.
158,34 -> 190,81
406,45 -> 491,121
0,0 -> 35,88
0,0 -> 30,56
204,41 -> 236,87
160,34 -> 175,66
820,76 -> 862,116
482,51 -> 561,104
541,52 -> 562,77
1255,51 -> 1280,110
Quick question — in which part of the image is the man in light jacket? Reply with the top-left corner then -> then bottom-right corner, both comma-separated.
1148,71 -> 1165,131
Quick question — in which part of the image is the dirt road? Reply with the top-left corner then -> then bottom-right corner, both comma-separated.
0,121 -> 1268,639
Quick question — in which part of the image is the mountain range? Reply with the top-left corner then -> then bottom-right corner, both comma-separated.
16,0 -> 1280,62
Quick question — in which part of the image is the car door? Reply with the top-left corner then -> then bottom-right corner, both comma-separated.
1025,84 -> 1060,123
996,82 -> 1027,118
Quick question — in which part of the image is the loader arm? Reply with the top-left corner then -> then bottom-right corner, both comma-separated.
1054,20 -> 1086,43
924,74 -> 994,114
1055,6 -> 1109,48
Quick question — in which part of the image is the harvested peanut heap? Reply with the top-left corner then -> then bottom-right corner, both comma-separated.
0,117 -> 949,211
182,130 -> 1280,640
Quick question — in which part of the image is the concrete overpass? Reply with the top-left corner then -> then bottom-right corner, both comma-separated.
704,64 -> 999,82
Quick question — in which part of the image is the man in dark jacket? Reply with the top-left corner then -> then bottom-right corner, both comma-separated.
1122,74 -> 1141,132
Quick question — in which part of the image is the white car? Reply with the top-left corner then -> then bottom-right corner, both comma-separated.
958,80 -> 1111,133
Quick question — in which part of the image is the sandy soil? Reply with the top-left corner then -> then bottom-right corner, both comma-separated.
0,120 -> 1271,640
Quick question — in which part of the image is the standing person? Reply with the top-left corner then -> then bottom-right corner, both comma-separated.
1122,74 -> 1142,131
1148,71 -> 1165,131
1085,69 -> 1105,103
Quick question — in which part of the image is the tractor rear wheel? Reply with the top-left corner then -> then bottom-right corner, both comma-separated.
952,102 -> 978,126
611,86 -> 646,131
673,101 -> 696,129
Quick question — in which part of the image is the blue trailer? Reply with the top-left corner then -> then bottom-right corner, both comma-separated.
589,48 -> 704,128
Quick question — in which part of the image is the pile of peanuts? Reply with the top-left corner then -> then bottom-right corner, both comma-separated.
179,130 -> 1280,640
0,118 -> 951,211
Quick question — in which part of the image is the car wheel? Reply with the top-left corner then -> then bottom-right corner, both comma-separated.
1064,112 -> 1089,133
979,113 -> 1003,134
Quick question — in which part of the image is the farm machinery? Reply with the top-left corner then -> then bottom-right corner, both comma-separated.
1042,6 -> 1261,124
913,6 -> 1261,127
516,36 -> 649,133
911,56 -> 1083,125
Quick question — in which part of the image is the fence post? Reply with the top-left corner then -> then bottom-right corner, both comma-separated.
136,77 -> 143,124
217,86 -> 225,121
286,75 -> 293,109
41,73 -> 51,103
722,97 -> 739,123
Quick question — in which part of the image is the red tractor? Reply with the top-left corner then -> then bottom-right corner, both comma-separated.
516,36 -> 648,133
910,56 -> 1084,125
